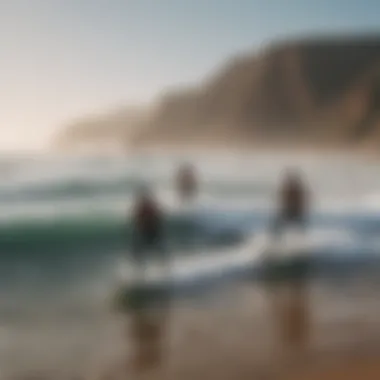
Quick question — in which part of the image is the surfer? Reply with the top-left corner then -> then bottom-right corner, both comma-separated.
271,168 -> 309,239
128,187 -> 170,373
176,163 -> 198,203
130,186 -> 167,278
266,168 -> 311,354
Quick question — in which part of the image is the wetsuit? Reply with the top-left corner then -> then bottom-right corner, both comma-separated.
131,198 -> 165,265
266,178 -> 310,284
272,179 -> 307,237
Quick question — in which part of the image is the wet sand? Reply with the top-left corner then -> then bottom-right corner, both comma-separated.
3,280 -> 380,379
89,280 -> 380,380
285,355 -> 380,380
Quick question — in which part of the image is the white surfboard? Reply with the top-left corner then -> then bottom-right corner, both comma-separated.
113,230 -> 313,310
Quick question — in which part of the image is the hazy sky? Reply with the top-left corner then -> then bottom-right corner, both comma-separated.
0,0 -> 379,151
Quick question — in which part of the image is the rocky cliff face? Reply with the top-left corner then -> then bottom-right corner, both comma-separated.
55,35 -> 380,150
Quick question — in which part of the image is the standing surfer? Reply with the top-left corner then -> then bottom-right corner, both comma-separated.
271,168 -> 309,239
128,186 -> 170,373
266,168 -> 311,355
130,186 -> 167,280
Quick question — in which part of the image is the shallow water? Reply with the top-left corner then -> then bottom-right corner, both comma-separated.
1,151 -> 380,377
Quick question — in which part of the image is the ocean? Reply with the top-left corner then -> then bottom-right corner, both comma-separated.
1,151 -> 380,377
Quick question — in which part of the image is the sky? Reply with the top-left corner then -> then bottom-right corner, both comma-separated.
0,0 -> 379,151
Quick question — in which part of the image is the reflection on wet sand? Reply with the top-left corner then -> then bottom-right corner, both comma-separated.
87,263 -> 380,380
261,253 -> 312,359
270,280 -> 310,354
110,279 -> 310,378
91,276 -> 380,380
129,307 -> 170,373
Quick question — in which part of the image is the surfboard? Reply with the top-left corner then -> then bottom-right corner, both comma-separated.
113,236 -> 264,311
113,234 -> 313,312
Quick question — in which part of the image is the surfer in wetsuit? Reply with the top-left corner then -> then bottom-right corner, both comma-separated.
271,169 -> 309,239
267,168 -> 311,352
131,186 -> 166,278
176,163 -> 198,203
128,187 -> 169,372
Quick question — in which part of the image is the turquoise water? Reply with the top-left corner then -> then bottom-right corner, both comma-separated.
1,152 -> 380,376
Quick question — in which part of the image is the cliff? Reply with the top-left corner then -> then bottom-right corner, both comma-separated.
55,34 -> 380,150
54,106 -> 150,150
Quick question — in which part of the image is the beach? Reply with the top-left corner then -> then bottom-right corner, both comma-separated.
0,152 -> 380,378
84,277 -> 380,380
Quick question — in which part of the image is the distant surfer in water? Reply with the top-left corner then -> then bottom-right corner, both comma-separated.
176,163 -> 198,203
130,186 -> 166,279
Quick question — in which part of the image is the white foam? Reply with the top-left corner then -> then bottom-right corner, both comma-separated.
113,223 -> 358,288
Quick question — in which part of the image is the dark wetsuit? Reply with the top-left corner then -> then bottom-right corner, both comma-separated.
266,178 -> 310,284
131,199 -> 165,264
272,179 -> 307,237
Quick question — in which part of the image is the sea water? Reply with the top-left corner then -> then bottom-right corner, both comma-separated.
0,151 -> 380,377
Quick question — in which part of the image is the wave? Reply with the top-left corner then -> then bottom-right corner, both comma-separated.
0,176 -> 139,203
1,199 -> 379,259
0,172 -> 271,204
0,210 -> 245,258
